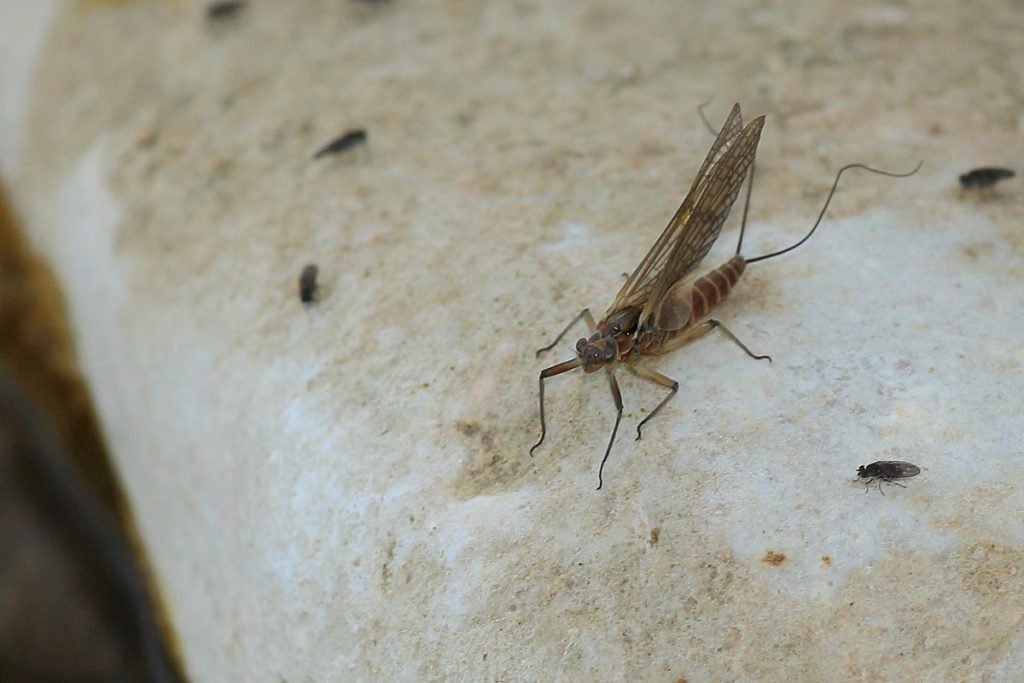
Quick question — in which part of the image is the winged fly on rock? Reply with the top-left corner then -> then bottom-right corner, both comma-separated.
531,103 -> 921,489
958,167 -> 1015,190
857,460 -> 921,494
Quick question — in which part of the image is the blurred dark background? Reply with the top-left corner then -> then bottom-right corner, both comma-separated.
0,186 -> 181,682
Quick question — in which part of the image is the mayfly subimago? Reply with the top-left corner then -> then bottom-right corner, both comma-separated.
531,103 -> 921,489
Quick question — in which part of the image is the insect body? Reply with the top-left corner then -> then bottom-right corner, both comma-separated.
299,264 -> 319,304
313,129 -> 368,159
206,0 -> 247,20
959,167 -> 1015,190
857,460 -> 921,494
531,103 -> 921,489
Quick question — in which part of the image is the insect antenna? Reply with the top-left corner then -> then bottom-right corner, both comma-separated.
745,161 -> 922,264
696,100 -> 719,136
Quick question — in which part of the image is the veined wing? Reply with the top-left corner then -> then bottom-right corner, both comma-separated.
643,114 -> 764,329
694,103 -> 744,185
875,461 -> 922,478
607,105 -> 763,328
609,104 -> 744,317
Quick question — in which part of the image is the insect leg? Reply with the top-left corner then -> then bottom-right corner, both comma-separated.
655,319 -> 771,363
530,358 -> 582,456
883,477 -> 907,491
535,309 -> 596,357
629,319 -> 769,440
629,365 -> 678,441
596,370 -> 624,490
706,319 -> 772,363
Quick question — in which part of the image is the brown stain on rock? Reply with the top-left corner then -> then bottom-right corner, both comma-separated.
451,417 -> 531,499
825,543 -> 1024,680
456,420 -> 496,452
380,536 -> 397,590
762,551 -> 786,566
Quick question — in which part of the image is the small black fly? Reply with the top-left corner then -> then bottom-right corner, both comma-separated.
313,129 -> 367,159
207,0 -> 247,20
959,167 -> 1015,190
857,460 -> 920,494
299,264 -> 319,304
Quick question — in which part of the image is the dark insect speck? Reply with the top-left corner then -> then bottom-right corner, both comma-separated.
857,460 -> 920,494
959,167 -> 1015,189
313,130 -> 367,159
207,0 -> 247,20
299,264 -> 319,304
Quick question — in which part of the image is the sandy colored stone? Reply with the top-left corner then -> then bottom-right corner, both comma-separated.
3,1 -> 1024,680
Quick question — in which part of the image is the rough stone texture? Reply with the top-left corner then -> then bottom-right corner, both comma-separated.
3,1 -> 1024,680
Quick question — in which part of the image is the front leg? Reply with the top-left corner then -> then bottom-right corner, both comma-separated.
535,309 -> 597,357
596,370 -> 624,491
530,358 -> 582,456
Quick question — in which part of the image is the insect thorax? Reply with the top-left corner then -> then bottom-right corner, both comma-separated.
576,306 -> 642,372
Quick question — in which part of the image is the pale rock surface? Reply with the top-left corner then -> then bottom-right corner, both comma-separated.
3,1 -> 1024,681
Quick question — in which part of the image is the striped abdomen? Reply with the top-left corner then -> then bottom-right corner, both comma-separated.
689,255 -> 746,321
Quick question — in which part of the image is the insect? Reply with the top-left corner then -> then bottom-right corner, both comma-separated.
856,460 -> 921,494
299,264 -> 319,304
959,167 -> 1015,190
313,129 -> 368,159
206,0 -> 247,20
531,103 -> 922,489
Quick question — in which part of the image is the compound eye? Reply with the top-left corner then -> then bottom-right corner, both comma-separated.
575,338 -> 587,353
611,323 -> 621,334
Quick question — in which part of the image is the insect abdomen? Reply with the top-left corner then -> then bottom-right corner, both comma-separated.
690,255 -> 746,321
